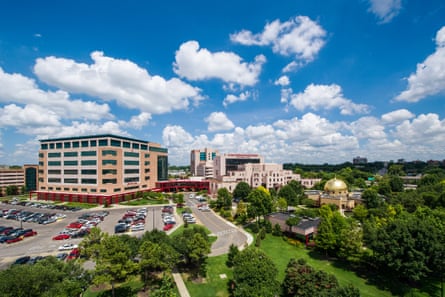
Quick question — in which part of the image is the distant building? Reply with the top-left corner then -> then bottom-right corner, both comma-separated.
317,177 -> 361,211
213,153 -> 263,178
265,212 -> 320,245
0,165 -> 38,196
353,156 -> 367,165
36,134 -> 168,204
190,148 -> 219,178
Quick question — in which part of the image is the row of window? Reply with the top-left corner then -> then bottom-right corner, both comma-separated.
43,177 -> 147,184
40,184 -> 149,193
46,160 -> 142,166
47,169 -> 139,175
41,139 -> 150,150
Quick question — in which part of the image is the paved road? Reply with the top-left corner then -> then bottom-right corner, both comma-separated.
186,197 -> 248,256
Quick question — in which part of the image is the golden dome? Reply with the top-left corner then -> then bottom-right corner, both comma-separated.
324,178 -> 348,193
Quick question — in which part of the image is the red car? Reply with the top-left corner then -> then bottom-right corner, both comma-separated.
6,236 -> 23,244
67,248 -> 80,260
23,230 -> 37,237
52,234 -> 70,240
163,223 -> 174,231
66,222 -> 83,229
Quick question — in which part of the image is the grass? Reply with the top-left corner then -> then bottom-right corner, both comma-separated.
120,198 -> 169,206
60,201 -> 98,209
83,275 -> 144,297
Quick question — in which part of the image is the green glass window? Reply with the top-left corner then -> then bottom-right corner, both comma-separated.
56,143 -> 62,149
41,143 -> 48,150
72,141 -> 79,148
81,141 -> 89,147
48,178 -> 61,183
124,160 -> 139,166
124,177 -> 139,183
64,160 -> 78,166
64,169 -> 78,175
102,160 -> 117,165
124,169 -> 139,174
132,143 -> 140,149
102,150 -> 117,156
141,144 -> 148,150
102,178 -> 117,184
48,161 -> 61,166
81,151 -> 97,156
64,178 -> 78,184
124,152 -> 139,157
48,170 -> 61,175
49,143 -> 55,149
64,142 -> 71,149
110,139 -> 121,147
81,160 -> 97,166
48,152 -> 61,158
90,140 -> 97,147
102,169 -> 117,175
81,169 -> 97,175
99,139 -> 108,146
64,152 -> 78,157
123,141 -> 131,148
81,179 -> 96,184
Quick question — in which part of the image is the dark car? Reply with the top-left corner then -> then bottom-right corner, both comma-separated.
114,223 -> 128,233
13,256 -> 30,265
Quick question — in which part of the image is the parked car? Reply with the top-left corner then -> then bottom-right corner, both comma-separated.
52,234 -> 70,240
130,223 -> 145,232
6,235 -> 23,244
114,223 -> 128,234
13,256 -> 30,265
163,223 -> 174,231
67,248 -> 80,260
56,253 -> 68,261
58,243 -> 78,251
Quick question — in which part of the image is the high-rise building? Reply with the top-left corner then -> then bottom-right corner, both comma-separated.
190,148 -> 219,178
36,134 -> 167,204
213,153 -> 264,178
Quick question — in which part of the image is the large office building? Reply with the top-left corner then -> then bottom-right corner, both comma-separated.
36,134 -> 168,204
190,148 -> 219,178
213,153 -> 264,178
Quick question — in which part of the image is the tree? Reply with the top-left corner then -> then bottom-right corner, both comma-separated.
216,187 -> 232,210
277,197 -> 288,212
285,216 -> 301,232
139,240 -> 179,289
389,175 -> 404,192
80,226 -> 104,259
232,248 -> 280,297
93,234 -> 138,297
150,273 -> 178,297
282,258 -> 340,297
235,201 -> 248,224
0,256 -> 89,297
278,185 -> 298,206
233,181 -> 251,201
315,206 -> 336,256
5,185 -> 18,196
226,243 -> 239,267
246,187 -> 274,222
361,188 -> 382,209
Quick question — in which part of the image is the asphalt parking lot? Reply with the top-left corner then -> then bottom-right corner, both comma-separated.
0,201 -> 178,269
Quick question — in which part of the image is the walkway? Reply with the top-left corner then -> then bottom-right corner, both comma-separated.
172,272 -> 191,297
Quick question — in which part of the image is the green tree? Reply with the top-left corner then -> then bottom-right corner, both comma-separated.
233,181 -> 251,201
93,234 -> 138,297
282,258 -> 340,297
361,188 -> 382,209
389,175 -> 404,192
150,273 -> 178,297
216,187 -> 232,210
277,197 -> 288,212
278,185 -> 298,206
235,201 -> 248,224
315,206 -> 336,256
139,240 -> 179,289
5,185 -> 18,196
246,187 -> 274,222
226,243 -> 239,267
80,226 -> 104,259
232,248 -> 280,297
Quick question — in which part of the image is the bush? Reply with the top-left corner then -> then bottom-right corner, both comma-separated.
263,220 -> 272,233
258,227 -> 266,240
249,222 -> 260,233
272,223 -> 282,236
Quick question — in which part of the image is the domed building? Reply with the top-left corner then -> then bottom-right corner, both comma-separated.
319,177 -> 355,210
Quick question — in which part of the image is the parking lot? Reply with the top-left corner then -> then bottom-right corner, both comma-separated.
0,201 -> 178,269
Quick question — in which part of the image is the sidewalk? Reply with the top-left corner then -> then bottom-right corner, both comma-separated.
172,272 -> 191,297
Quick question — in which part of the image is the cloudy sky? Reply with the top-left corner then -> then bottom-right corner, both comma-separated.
0,0 -> 444,166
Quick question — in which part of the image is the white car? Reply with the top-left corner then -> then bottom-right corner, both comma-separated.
130,223 -> 145,232
58,243 -> 78,251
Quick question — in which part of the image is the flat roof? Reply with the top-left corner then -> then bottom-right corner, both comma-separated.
39,134 -> 149,144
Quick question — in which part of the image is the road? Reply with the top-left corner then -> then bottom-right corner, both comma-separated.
186,197 -> 249,256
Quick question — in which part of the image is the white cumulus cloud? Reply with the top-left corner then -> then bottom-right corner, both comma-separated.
231,16 -> 326,72
223,91 -> 251,107
289,84 -> 370,115
205,112 -> 235,132
395,26 -> 445,102
381,109 -> 415,124
34,51 -> 202,114
173,41 -> 265,86
368,0 -> 402,24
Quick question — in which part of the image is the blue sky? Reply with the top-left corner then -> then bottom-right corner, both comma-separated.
0,0 -> 444,166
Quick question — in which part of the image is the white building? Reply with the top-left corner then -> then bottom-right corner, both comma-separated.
190,148 -> 219,178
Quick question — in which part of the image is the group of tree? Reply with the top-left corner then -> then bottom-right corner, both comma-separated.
227,247 -> 359,297
0,225 -> 210,297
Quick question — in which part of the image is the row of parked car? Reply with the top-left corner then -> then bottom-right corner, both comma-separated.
5,200 -> 82,212
115,208 -> 147,233
0,225 -> 37,244
0,208 -> 67,225
52,210 -> 109,240
13,247 -> 80,265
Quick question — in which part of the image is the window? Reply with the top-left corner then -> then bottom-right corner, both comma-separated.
124,152 -> 139,157
102,178 -> 117,184
72,141 -> 80,148
41,143 -> 48,150
81,160 -> 97,166
123,141 -> 131,148
99,139 -> 108,146
102,150 -> 117,156
64,169 -> 78,175
81,179 -> 96,184
48,170 -> 61,175
81,169 -> 97,175
124,177 -> 139,183
81,188 -> 88,192
91,189 -> 97,192
132,143 -> 140,149
141,144 -> 148,150
100,189 -> 107,193
64,142 -> 71,149
114,188 -> 121,192
39,153 -> 44,158
150,146 -> 167,153
110,139 -> 121,147
56,143 -> 62,149
90,140 -> 97,147
144,161 -> 150,166
64,188 -> 69,191
81,151 -> 97,156
124,160 -> 139,166
144,168 -> 150,173
48,152 -> 61,158
102,169 -> 117,175
64,152 -> 77,157
102,160 -> 117,165
48,161 -> 61,166
48,178 -> 61,183
124,169 -> 139,174
81,141 -> 89,147
56,187 -> 61,191
49,143 -> 55,149
38,161 -> 44,166
64,178 -> 78,184
64,160 -> 78,166
144,153 -> 150,158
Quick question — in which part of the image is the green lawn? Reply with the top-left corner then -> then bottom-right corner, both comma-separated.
185,233 -> 442,297
119,198 -> 169,206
